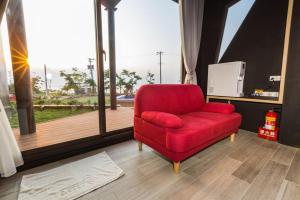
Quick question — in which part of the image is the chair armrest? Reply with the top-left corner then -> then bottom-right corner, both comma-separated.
141,111 -> 183,128
201,102 -> 235,114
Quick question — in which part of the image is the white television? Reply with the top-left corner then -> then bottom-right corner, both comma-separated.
207,61 -> 246,97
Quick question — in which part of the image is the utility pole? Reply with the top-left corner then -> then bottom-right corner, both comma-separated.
44,64 -> 48,96
87,58 -> 95,94
156,51 -> 164,84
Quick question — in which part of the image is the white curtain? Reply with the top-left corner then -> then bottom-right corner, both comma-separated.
0,0 -> 9,23
0,0 -> 23,178
0,98 -> 24,178
180,0 -> 205,84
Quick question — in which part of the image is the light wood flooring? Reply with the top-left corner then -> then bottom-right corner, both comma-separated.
1,130 -> 300,200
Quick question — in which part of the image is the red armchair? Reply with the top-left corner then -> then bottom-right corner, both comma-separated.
134,84 -> 242,173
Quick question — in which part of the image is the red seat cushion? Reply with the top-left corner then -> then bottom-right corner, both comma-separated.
166,111 -> 241,152
141,111 -> 183,128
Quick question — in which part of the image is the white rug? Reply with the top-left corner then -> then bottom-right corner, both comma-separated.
18,152 -> 124,200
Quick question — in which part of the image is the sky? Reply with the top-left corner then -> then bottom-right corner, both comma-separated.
0,0 -> 181,90
218,0 -> 255,61
0,0 -> 256,90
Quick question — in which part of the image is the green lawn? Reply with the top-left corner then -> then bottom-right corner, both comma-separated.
9,108 -> 93,128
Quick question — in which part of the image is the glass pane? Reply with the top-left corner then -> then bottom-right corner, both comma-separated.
218,0 -> 256,62
1,0 -> 102,151
0,16 -> 20,136
104,0 -> 181,133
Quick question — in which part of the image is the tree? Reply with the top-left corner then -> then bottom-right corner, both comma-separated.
32,75 -> 44,94
60,67 -> 87,95
118,69 -> 142,96
116,73 -> 125,94
145,72 -> 155,84
85,78 -> 96,94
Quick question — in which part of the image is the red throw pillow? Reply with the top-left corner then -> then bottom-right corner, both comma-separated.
141,111 -> 183,128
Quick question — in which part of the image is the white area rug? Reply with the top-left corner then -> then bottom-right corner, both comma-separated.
18,152 -> 124,200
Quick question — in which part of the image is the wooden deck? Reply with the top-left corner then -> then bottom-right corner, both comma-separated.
14,107 -> 134,151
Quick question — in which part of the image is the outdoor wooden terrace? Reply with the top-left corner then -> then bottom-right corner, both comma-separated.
14,107 -> 134,151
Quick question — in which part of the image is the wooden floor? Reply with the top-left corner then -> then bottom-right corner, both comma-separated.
13,107 -> 134,151
1,130 -> 300,200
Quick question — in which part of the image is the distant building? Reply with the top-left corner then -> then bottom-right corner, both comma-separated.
81,83 -> 97,95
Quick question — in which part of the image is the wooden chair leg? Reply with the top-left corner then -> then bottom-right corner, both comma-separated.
230,133 -> 236,142
173,162 -> 180,174
138,141 -> 142,151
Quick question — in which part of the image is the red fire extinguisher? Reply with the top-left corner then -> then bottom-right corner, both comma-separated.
264,110 -> 277,130
258,109 -> 279,141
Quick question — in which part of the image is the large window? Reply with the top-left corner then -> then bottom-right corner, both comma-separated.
1,15 -> 21,136
0,0 -> 181,151
218,0 -> 255,62
1,0 -> 102,151
102,0 -> 181,132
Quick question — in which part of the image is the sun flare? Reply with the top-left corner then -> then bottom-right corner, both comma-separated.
11,36 -> 30,82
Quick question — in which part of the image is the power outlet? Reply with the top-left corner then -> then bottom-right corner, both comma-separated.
269,76 -> 281,82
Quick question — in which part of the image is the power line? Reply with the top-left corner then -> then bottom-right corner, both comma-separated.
119,54 -> 156,58
164,53 -> 180,57
117,52 -> 180,59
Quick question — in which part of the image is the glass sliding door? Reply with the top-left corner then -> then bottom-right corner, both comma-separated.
0,0 -> 108,151
1,0 -> 180,151
0,16 -> 22,146
103,0 -> 181,133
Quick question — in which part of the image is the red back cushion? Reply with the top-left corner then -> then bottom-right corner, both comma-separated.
134,84 -> 205,117
201,102 -> 235,114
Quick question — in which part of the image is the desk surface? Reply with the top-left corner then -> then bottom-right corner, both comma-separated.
207,95 -> 282,105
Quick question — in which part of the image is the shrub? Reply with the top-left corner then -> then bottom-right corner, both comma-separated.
35,99 -> 45,105
86,99 -> 91,105
67,99 -> 80,105
51,99 -> 62,105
